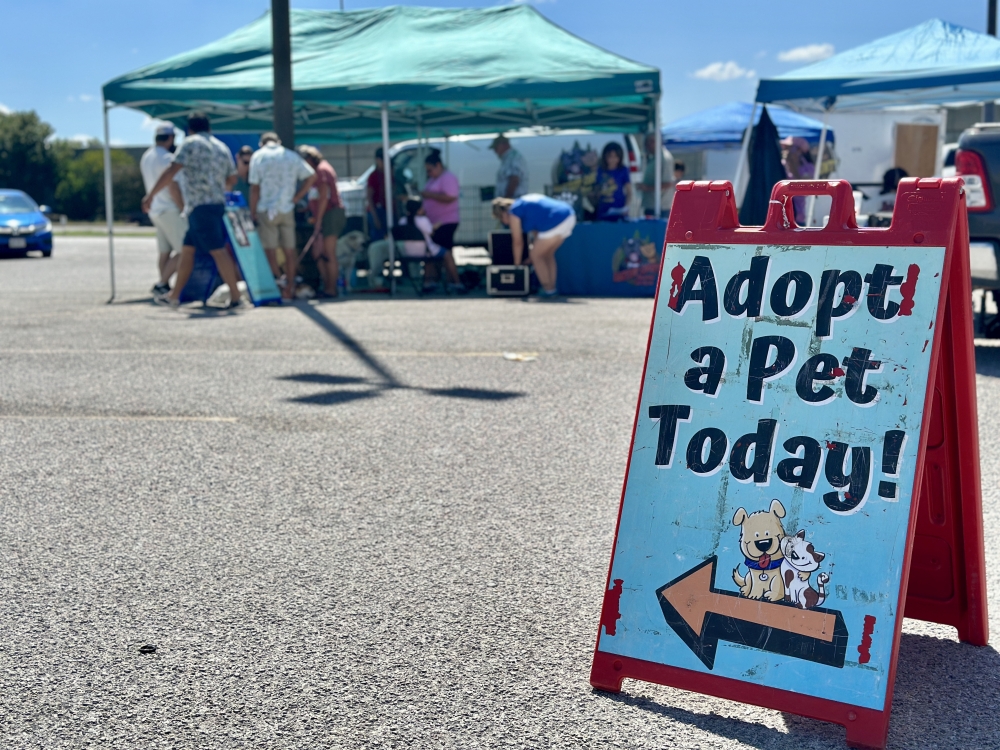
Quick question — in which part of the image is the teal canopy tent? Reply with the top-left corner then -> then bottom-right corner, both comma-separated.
100,5 -> 662,299
102,5 -> 660,142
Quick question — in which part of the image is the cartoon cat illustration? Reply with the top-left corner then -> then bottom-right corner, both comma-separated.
779,530 -> 831,609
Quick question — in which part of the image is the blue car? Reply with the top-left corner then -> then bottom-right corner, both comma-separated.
0,189 -> 53,257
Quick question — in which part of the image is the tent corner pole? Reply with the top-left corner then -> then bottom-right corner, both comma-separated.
653,95 -> 662,217
382,102 -> 395,296
805,111 -> 829,227
102,99 -> 116,304
733,102 -> 757,208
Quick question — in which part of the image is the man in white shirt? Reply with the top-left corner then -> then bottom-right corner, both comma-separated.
139,124 -> 187,295
249,132 -> 316,300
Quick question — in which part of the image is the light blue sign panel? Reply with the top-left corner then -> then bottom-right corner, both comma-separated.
599,242 -> 945,710
224,206 -> 282,306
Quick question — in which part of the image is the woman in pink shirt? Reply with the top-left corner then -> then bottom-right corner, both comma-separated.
420,149 -> 464,293
299,145 -> 345,298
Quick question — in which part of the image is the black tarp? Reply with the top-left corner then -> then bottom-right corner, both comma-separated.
739,106 -> 786,226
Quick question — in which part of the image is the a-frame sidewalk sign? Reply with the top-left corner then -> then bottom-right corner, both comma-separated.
590,178 -> 988,750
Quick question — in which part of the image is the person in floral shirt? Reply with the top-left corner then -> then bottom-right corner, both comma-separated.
141,112 -> 243,309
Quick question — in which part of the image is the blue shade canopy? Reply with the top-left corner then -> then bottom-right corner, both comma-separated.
662,102 -> 833,150
756,19 -> 1000,112
102,5 -> 660,142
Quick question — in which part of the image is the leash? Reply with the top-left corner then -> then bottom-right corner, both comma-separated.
299,233 -> 317,263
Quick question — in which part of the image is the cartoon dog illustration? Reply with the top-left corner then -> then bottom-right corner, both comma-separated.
731,499 -> 787,601
780,530 -> 831,609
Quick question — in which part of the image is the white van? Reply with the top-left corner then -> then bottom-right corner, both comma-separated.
339,129 -> 647,245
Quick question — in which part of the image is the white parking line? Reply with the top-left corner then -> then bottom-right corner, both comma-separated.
0,415 -> 238,423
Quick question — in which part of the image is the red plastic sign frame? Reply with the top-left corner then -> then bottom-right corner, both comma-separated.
590,178 -> 988,750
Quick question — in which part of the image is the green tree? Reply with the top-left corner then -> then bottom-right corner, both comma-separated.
0,110 -> 59,204
54,148 -> 104,220
109,149 -> 144,220
0,108 -> 151,221
54,147 -> 144,221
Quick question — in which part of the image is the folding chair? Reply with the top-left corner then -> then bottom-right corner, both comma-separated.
391,223 -> 446,296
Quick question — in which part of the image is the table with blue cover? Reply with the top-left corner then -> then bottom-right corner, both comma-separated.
554,219 -> 666,297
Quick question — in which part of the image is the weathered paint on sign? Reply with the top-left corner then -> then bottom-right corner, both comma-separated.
598,242 -> 945,710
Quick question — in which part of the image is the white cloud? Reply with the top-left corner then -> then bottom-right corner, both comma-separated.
0,102 -> 10,115
140,116 -> 173,132
68,134 -> 95,146
778,43 -> 835,63
692,61 -> 755,82
67,95 -> 75,102
79,93 -> 95,102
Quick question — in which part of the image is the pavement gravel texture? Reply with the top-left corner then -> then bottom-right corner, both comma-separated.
0,238 -> 998,750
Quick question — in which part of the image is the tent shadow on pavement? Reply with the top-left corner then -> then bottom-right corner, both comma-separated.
595,633 -> 1000,748
287,303 -> 526,403
279,373 -> 369,386
284,379 -> 525,405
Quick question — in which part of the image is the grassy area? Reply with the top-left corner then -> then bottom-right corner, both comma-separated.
53,222 -> 155,237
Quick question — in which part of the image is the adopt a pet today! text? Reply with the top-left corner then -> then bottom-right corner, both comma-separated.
649,254 -> 918,516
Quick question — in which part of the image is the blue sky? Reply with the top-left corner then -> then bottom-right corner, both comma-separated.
0,0 -> 988,145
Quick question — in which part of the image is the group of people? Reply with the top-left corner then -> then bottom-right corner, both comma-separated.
361,134 -> 529,294
362,146 -> 464,292
139,113 -> 684,303
140,112 -> 349,305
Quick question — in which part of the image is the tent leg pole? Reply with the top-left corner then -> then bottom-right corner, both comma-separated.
382,102 -> 395,296
733,102 -> 757,207
806,115 -> 829,227
654,95 -> 663,218
102,100 -> 116,304
417,119 -> 424,190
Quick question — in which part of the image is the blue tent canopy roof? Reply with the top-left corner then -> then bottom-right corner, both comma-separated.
662,102 -> 833,150
756,19 -> 1000,111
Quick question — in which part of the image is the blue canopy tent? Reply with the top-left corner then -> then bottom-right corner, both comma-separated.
738,19 -> 1000,224
663,102 -> 833,151
756,19 -> 1000,113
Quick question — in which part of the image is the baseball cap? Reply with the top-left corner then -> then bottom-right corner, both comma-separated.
488,135 -> 510,150
155,124 -> 175,137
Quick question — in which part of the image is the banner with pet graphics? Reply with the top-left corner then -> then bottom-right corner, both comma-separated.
593,238 -> 943,707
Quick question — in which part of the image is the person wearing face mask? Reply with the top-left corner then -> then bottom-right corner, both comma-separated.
419,149 -> 464,293
140,124 -> 187,296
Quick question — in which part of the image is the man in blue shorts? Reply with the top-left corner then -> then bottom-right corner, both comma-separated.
141,112 -> 243,308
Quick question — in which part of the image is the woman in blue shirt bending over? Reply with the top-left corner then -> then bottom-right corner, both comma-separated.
593,142 -> 632,222
492,194 -> 576,298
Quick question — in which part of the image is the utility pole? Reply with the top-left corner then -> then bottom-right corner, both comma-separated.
986,0 -> 997,121
272,0 -> 295,146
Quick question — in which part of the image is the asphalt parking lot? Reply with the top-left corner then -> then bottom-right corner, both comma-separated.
1,237 -> 998,749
